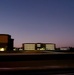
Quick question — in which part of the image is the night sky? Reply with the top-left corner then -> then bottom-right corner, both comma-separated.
0,0 -> 74,47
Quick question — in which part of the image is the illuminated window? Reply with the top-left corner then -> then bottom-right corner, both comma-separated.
37,44 -> 41,47
0,48 -> 5,51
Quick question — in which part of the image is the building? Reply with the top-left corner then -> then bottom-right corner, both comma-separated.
0,34 -> 14,51
60,47 -> 70,50
22,43 -> 56,51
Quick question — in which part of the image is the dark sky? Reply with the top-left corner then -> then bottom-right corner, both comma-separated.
0,0 -> 74,47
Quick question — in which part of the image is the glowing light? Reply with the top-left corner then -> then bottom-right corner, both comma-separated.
0,48 -> 5,51
13,48 -> 16,51
40,48 -> 45,50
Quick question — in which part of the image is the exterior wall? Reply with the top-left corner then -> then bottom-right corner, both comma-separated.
23,43 -> 35,50
0,35 -> 9,43
46,43 -> 55,50
8,39 -> 14,51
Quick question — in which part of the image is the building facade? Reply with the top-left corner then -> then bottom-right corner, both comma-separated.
0,34 -> 14,51
22,43 -> 56,51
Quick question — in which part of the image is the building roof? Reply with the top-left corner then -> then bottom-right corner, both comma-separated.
23,43 -> 55,45
0,34 -> 11,38
0,34 -> 10,36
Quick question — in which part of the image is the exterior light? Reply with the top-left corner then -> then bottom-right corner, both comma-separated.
19,48 -> 23,51
0,48 -> 5,51
40,48 -> 45,50
13,48 -> 16,51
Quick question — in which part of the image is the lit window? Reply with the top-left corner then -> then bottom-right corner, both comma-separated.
37,44 -> 41,47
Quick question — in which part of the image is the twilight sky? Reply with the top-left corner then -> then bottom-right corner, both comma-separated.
0,0 -> 74,47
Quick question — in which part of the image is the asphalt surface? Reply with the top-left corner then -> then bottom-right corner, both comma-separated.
0,52 -> 74,75
0,51 -> 74,55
